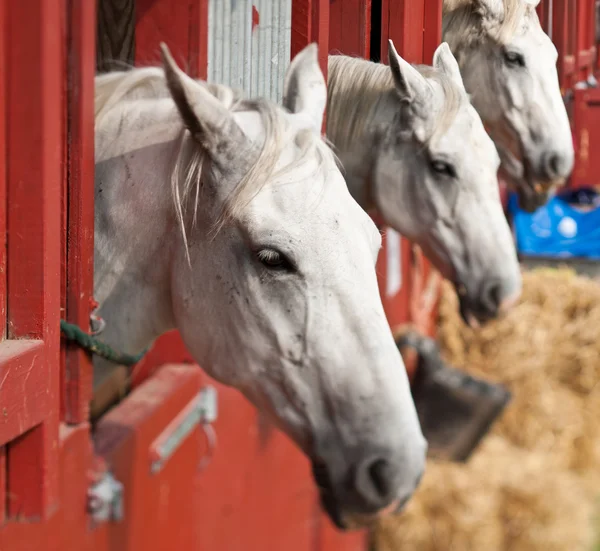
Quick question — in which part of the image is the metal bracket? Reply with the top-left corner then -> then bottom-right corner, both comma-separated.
87,471 -> 124,523
149,385 -> 218,474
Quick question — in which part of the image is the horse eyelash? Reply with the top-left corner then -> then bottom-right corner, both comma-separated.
256,249 -> 281,263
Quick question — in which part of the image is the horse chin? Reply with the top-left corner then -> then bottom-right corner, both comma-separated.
317,492 -> 403,531
313,461 -> 405,531
498,151 -> 564,213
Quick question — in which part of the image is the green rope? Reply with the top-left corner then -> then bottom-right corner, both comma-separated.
60,319 -> 147,367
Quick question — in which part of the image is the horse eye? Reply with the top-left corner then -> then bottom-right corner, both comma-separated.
256,248 -> 295,272
430,160 -> 456,178
503,50 -> 525,68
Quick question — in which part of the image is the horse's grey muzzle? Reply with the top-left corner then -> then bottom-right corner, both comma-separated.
311,443 -> 426,530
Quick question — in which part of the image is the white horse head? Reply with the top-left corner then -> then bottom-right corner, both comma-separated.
443,0 -> 574,211
94,43 -> 426,528
327,41 -> 521,326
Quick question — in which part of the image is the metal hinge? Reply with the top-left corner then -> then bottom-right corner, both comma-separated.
149,385 -> 218,474
87,471 -> 124,523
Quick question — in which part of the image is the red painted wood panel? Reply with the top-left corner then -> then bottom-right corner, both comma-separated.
0,341 -> 48,445
0,424 -> 96,551
329,0 -> 371,58
0,0 -> 6,340
135,0 -> 209,79
380,0 -> 425,64
292,0 -> 330,80
423,0 -> 443,64
554,0 -> 576,90
94,365 -> 204,551
1,0 -> 64,519
63,0 -> 97,425
0,445 -> 5,524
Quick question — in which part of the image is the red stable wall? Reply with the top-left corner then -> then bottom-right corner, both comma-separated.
0,0 -> 452,549
0,0 -> 367,550
536,0 -> 599,191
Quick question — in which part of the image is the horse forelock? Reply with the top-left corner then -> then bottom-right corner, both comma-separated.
327,55 -> 465,149
443,0 -> 535,46
94,66 -> 333,262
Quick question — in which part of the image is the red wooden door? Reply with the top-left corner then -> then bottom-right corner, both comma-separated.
0,0 -> 63,526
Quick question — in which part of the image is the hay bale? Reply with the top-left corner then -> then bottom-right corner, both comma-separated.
436,269 -> 600,474
373,267 -> 600,551
373,437 -> 595,551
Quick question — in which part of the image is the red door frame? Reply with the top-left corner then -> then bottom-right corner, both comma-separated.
0,0 -> 63,521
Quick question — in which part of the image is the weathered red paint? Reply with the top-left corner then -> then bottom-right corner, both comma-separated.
252,4 -> 260,32
2,0 -> 63,519
292,0 -> 330,80
381,0 -> 425,64
0,0 -> 6,342
94,365 -> 205,551
329,0 -> 371,58
136,0 -> 209,79
0,445 -> 5,524
63,0 -> 97,425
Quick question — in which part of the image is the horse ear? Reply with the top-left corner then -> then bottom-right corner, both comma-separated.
387,40 -> 429,102
160,43 -> 248,166
433,43 -> 466,92
282,43 -> 327,133
521,0 -> 540,6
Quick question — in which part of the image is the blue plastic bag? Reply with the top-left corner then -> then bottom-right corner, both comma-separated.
508,188 -> 600,259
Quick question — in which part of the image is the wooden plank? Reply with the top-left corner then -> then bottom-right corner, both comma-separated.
7,0 -> 63,341
0,340 -> 47,446
94,365 -> 204,550
5,0 -> 63,517
291,0 -> 329,133
380,0 -> 425,64
63,0 -> 97,425
0,445 -> 5,523
135,0 -> 209,78
0,0 -> 6,342
422,0 -> 443,64
6,424 -> 46,519
329,0 -> 371,58
291,0 -> 330,76
553,0 -> 575,90
96,0 -> 135,72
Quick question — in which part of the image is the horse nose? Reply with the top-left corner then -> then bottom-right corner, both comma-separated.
543,150 -> 573,180
355,457 -> 396,507
480,279 -> 521,317
353,449 -> 425,513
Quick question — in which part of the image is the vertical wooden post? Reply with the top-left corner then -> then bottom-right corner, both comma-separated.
291,0 -> 330,131
4,0 -> 63,517
63,0 -> 97,425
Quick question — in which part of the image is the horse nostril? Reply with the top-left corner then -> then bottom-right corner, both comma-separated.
481,280 -> 502,316
368,458 -> 391,499
354,455 -> 396,509
544,151 -> 570,180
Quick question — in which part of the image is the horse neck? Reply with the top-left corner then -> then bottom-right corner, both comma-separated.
326,56 -> 395,209
93,130 -> 184,388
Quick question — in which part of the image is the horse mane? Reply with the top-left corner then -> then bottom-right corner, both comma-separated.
443,0 -> 536,45
95,67 -> 333,260
326,55 -> 464,153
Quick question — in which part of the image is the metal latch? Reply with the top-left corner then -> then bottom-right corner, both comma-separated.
149,385 -> 218,474
87,471 -> 124,523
